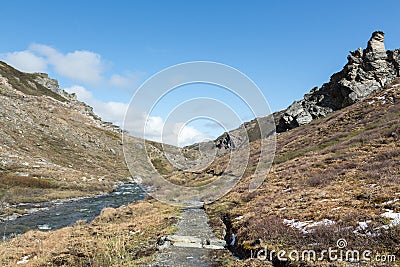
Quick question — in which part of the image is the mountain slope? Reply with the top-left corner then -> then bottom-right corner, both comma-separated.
0,61 -> 133,208
0,32 -> 398,266
206,80 -> 400,266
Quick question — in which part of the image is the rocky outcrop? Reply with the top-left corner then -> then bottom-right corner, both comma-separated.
0,61 -> 77,102
215,133 -> 235,150
276,31 -> 400,132
34,72 -> 77,101
33,72 -> 123,132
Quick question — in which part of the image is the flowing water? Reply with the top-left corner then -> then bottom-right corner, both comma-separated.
0,183 -> 145,238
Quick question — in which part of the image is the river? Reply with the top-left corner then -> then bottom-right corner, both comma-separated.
0,183 -> 145,238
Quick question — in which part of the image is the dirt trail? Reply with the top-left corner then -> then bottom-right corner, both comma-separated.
151,208 -> 227,267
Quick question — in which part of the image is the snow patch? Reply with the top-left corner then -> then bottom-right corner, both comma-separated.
382,199 -> 398,205
234,215 -> 244,221
381,209 -> 400,227
283,218 -> 335,234
17,255 -> 31,264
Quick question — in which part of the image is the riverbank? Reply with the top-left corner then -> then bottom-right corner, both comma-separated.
0,199 -> 179,266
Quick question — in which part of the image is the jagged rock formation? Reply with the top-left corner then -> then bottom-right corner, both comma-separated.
34,72 -> 77,101
276,31 -> 400,132
215,133 -> 235,150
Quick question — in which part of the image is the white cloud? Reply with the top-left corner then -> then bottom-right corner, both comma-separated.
144,116 -> 164,137
65,85 -> 127,125
126,109 -> 211,146
141,117 -> 210,147
1,51 -> 47,73
176,123 -> 211,147
1,44 -> 141,88
65,85 -> 209,146
65,85 -> 93,101
110,71 -> 142,88
29,44 -> 105,84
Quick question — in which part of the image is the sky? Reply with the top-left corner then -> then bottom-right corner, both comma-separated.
1,0 -> 399,146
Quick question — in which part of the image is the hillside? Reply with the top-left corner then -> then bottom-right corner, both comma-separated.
0,61 -> 135,212
126,31 -> 400,265
205,80 -> 400,266
193,32 -> 400,266
0,62 -> 183,267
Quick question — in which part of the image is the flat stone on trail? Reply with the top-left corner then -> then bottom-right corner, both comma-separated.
152,208 -> 228,267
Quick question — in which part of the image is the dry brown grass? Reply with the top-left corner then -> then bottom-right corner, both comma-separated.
0,170 -> 114,205
0,200 -> 178,266
0,173 -> 57,189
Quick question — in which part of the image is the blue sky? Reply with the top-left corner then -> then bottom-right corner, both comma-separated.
1,0 -> 399,145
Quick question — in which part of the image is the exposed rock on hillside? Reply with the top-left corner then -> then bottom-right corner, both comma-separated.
215,133 -> 235,150
276,31 -> 400,132
34,73 -> 77,101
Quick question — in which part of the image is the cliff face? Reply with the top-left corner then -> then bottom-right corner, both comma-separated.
276,31 -> 400,132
